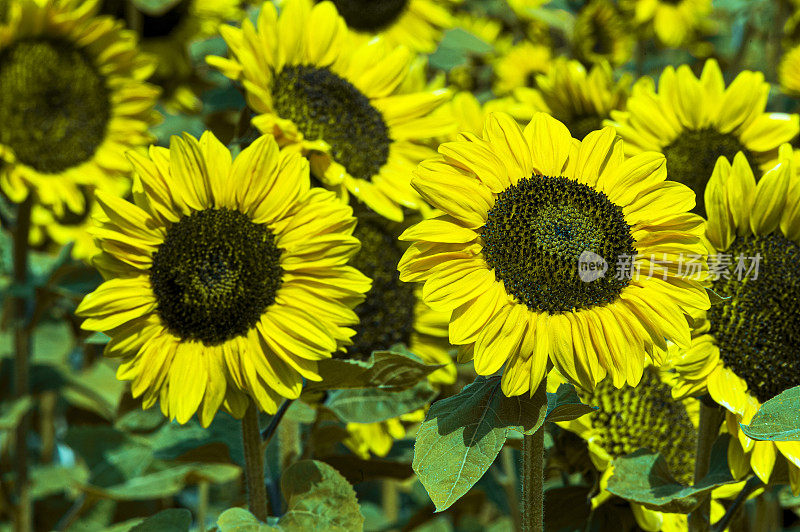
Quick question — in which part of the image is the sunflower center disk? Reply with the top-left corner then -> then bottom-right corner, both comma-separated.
318,0 -> 409,32
346,217 -> 416,358
481,175 -> 636,313
150,208 -> 283,346
0,39 -> 110,174
271,65 -> 391,182
663,128 -> 756,217
709,233 -> 800,404
587,367 -> 697,485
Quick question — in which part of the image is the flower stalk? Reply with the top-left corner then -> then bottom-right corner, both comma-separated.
521,382 -> 546,532
688,399 -> 725,532
241,401 -> 268,522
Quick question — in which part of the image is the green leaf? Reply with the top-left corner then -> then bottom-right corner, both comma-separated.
217,508 -> 276,532
62,360 -> 126,420
325,381 -> 437,423
305,347 -> 444,393
279,460 -> 364,531
545,383 -> 599,422
606,434 -> 736,513
412,376 -> 549,512
130,509 -> 192,532
0,396 -> 32,430
30,464 -> 89,500
86,331 -> 111,344
85,463 -> 240,500
740,385 -> 800,441
130,0 -> 183,16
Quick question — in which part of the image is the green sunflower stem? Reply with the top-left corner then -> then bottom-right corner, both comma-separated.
521,382 -> 546,532
688,399 -> 725,532
12,195 -> 33,532
241,401 -> 269,522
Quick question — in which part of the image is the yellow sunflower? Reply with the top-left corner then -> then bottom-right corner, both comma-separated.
572,0 -> 635,67
208,0 -> 452,223
668,146 -> 800,493
511,58 -> 631,140
340,211 -> 455,458
29,188 -> 106,260
290,0 -> 457,54
608,60 -> 800,217
548,365 -> 736,532
619,0 -> 712,48
780,45 -> 800,97
492,41 -> 552,96
0,0 -> 159,217
76,132 -> 371,426
398,111 -> 710,396
100,0 -> 243,113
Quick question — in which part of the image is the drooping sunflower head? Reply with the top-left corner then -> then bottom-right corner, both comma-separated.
668,146 -> 800,490
572,0 -> 634,67
0,0 -> 159,216
209,0 -> 452,223
492,40 -> 552,96
619,0 -> 712,48
76,132 -> 371,426
608,59 -> 800,217
399,111 -> 710,397
512,58 -> 631,140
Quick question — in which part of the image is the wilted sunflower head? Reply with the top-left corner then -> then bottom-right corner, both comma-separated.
512,58 -> 631,141
608,59 -> 800,217
0,0 -> 159,216
572,0 -> 634,67
668,146 -> 800,490
76,132 -> 371,426
399,111 -> 710,397
209,0 -> 452,222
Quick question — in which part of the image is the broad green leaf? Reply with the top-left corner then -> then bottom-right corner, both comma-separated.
130,509 -> 192,532
740,385 -> 800,441
131,0 -> 183,16
115,407 -> 166,433
0,396 -> 32,430
62,360 -> 126,420
64,426 -> 153,488
85,331 -> 111,345
545,383 -> 599,422
606,434 -> 736,513
305,347 -> 444,393
85,463 -> 240,500
412,376 -> 549,512
30,464 -> 89,500
279,460 -> 364,531
325,381 -> 437,423
217,508 -> 277,532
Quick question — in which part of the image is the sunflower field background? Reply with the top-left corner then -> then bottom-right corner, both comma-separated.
4,0 -> 800,531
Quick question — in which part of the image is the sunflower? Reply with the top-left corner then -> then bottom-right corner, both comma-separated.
0,0 -> 159,217
572,0 -> 635,68
492,41 -> 552,96
548,366 -> 735,532
779,45 -> 800,97
76,132 -> 371,426
339,210 -> 454,458
100,0 -> 243,113
293,0 -> 456,54
437,92 -> 517,142
619,0 -> 712,48
29,187 -> 105,260
511,58 -> 631,141
398,111 -> 710,396
667,147 -> 800,492
209,0 -> 452,223
608,60 -> 800,217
